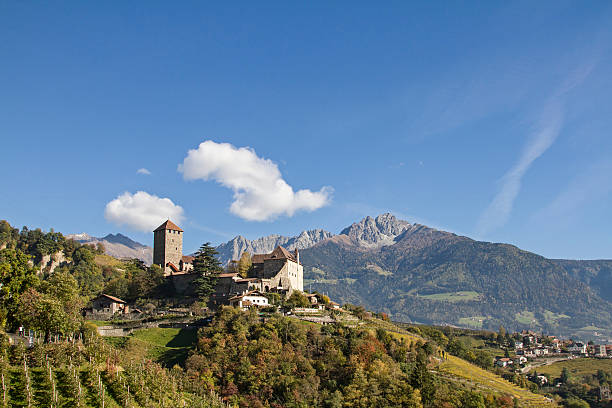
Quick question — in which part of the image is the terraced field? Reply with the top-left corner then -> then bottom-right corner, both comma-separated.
437,355 -> 555,407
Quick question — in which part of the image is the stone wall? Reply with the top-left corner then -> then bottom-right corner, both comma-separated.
171,272 -> 198,296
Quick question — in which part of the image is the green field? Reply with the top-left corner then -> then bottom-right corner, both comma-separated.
458,316 -> 488,329
107,327 -> 198,367
535,358 -> 612,379
304,278 -> 339,285
365,264 -> 393,276
542,310 -> 570,324
420,291 -> 481,302
515,311 -> 537,325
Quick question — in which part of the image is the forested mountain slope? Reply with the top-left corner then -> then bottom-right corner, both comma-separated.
300,216 -> 612,338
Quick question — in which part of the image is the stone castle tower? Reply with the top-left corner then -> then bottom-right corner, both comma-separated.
153,220 -> 183,275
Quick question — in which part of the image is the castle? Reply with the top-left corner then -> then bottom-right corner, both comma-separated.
153,220 -> 193,275
153,220 -> 303,304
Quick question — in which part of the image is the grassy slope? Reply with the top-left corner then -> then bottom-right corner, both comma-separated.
128,327 -> 198,367
420,291 -> 481,302
535,358 -> 612,379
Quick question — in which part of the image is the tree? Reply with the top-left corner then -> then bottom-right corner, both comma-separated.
21,271 -> 83,340
237,252 -> 252,278
410,353 -> 435,404
0,248 -> 38,329
17,288 -> 66,341
193,243 -> 223,301
460,391 -> 486,408
126,260 -> 165,300
565,397 -> 590,408
560,367 -> 571,384
286,291 -> 310,308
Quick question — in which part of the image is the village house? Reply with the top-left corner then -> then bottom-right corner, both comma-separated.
328,301 -> 341,310
88,294 -> 129,317
229,291 -> 270,310
600,385 -> 612,401
568,342 -> 588,355
495,357 -> 513,368
589,344 -> 608,357
514,356 -> 528,365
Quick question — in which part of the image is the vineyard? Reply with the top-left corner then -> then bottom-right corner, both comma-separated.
0,336 -> 225,408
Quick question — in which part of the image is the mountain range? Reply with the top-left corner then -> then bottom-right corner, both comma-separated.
81,213 -> 612,339
67,232 -> 153,264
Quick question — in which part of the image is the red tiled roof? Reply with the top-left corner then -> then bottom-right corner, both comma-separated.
181,255 -> 194,263
154,220 -> 183,232
99,294 -> 126,304
167,262 -> 179,272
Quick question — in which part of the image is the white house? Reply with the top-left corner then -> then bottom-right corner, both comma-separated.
569,343 -> 587,355
229,291 -> 269,310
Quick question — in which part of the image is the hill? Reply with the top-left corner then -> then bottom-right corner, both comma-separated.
552,259 -> 612,303
67,232 -> 153,264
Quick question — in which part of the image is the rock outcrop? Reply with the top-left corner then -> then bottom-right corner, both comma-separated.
339,213 -> 412,247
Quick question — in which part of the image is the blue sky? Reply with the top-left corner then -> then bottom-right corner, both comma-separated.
1,1 -> 612,259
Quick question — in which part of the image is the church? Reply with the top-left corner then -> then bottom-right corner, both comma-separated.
153,220 -> 303,305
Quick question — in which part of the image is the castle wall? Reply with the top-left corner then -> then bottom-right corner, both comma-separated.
287,260 -> 303,292
171,272 -> 198,296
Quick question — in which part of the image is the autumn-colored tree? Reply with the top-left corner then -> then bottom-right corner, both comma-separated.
237,252 -> 252,278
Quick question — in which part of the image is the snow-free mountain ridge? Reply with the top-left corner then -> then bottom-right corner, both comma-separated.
67,232 -> 153,264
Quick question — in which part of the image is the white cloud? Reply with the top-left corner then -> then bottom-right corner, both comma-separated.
105,191 -> 185,232
476,63 -> 596,237
178,141 -> 332,221
137,168 -> 151,175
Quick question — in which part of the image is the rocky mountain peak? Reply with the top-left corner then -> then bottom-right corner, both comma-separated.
215,229 -> 334,265
339,213 -> 412,247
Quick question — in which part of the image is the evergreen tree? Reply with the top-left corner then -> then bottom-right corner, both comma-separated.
193,242 -> 223,301
560,367 -> 571,384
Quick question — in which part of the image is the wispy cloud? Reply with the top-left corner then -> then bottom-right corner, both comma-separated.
540,159 -> 612,220
476,63 -> 596,237
137,168 -> 151,175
